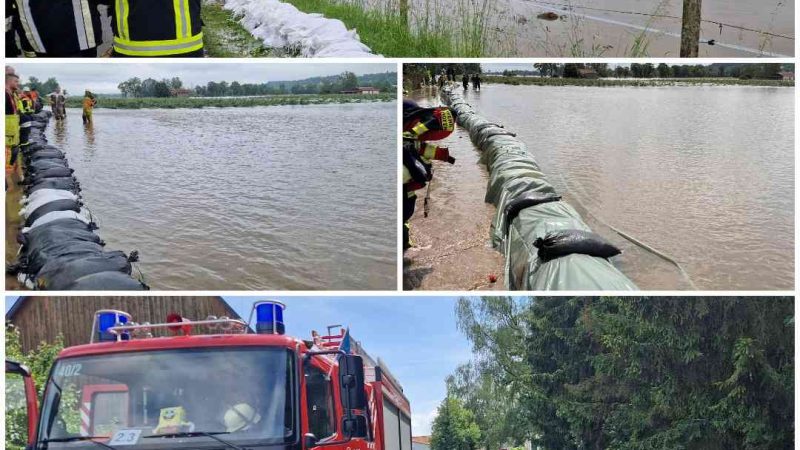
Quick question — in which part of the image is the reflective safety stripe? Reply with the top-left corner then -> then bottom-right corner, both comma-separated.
113,32 -> 203,56
74,0 -> 96,49
411,122 -> 429,136
422,143 -> 437,161
6,16 -> 12,32
116,0 -> 129,41
175,0 -> 191,39
403,166 -> 411,184
14,0 -> 45,53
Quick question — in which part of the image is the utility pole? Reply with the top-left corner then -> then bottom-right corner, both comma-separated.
680,0 -> 702,57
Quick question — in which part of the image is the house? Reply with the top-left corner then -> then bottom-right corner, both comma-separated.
778,71 -> 795,81
412,436 -> 431,450
340,86 -> 381,95
577,68 -> 600,79
6,296 -> 242,353
169,88 -> 193,97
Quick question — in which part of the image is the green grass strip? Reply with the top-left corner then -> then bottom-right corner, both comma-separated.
66,94 -> 395,110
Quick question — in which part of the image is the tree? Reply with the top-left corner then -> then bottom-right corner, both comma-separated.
6,325 -> 66,450
430,397 -> 481,450
339,71 -> 359,90
452,297 -> 794,450
657,63 -> 672,78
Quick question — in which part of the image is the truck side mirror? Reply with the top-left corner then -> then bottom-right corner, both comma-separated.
342,415 -> 369,439
303,433 -> 318,449
6,360 -> 39,448
339,354 -> 367,411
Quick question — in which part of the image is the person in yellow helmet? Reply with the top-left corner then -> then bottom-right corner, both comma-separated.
102,0 -> 204,57
82,90 -> 96,124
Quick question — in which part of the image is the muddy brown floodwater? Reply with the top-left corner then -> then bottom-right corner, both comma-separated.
421,83 -> 793,291
44,104 -> 397,290
404,88 -> 506,291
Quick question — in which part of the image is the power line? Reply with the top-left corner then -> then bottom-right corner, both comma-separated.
525,0 -> 795,40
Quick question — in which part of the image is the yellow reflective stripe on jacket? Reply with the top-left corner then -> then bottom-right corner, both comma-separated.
116,0 -> 129,40
113,33 -> 203,56
5,114 -> 20,147
421,143 -> 438,161
411,122 -> 429,136
403,165 -> 411,184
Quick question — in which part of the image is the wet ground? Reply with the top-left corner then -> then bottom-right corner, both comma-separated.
39,104 -> 396,290
404,88 -> 505,291
439,83 -> 793,290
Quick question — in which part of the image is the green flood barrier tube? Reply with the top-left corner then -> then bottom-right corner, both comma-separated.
442,86 -> 638,291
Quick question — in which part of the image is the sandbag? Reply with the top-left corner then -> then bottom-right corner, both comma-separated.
35,252 -> 132,290
24,199 -> 83,227
23,240 -> 107,275
21,189 -> 79,206
503,192 -> 562,234
20,223 -> 104,249
26,178 -> 80,194
28,159 -> 69,170
22,210 -> 91,233
65,271 -> 148,290
534,230 -> 622,262
25,150 -> 65,160
25,166 -> 74,181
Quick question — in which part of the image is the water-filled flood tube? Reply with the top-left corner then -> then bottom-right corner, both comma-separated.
9,112 -> 148,290
442,87 -> 637,290
222,0 -> 379,57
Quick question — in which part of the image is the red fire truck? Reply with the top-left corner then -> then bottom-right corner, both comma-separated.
7,301 -> 412,450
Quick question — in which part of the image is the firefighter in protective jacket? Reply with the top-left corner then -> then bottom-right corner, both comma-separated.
108,0 -> 204,57
402,99 -> 456,251
9,0 -> 106,57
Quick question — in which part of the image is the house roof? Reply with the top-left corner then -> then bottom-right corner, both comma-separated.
412,436 -> 431,445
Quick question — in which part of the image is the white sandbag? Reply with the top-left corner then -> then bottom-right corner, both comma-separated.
222,0 -> 379,57
21,189 -> 79,206
22,210 -> 91,233
20,193 -> 81,218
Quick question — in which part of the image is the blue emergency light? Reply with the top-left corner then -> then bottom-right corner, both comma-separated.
254,301 -> 286,335
95,310 -> 131,342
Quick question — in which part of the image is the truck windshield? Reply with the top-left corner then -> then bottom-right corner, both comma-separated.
39,347 -> 296,449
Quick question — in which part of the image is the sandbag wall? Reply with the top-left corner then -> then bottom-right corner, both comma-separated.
442,87 -> 637,290
10,111 -> 148,290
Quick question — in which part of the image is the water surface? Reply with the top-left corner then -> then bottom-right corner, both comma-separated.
49,104 -> 397,290
459,83 -> 793,290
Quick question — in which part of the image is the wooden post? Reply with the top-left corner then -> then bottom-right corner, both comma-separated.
399,0 -> 409,28
680,0 -> 702,57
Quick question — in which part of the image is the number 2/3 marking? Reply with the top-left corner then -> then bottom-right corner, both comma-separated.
108,429 -> 142,446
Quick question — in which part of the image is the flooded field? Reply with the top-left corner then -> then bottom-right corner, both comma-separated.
398,0 -> 793,56
46,104 -> 396,290
432,83 -> 793,290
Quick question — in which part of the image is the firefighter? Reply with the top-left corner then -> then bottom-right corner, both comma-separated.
107,0 -> 204,57
402,100 -> 456,251
462,73 -> 469,90
5,68 -> 20,177
9,0 -> 106,57
82,90 -> 96,124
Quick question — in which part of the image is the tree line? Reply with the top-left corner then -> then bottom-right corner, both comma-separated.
529,63 -> 791,79
430,296 -> 793,450
117,71 -> 394,98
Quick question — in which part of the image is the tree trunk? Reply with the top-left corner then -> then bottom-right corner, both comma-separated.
680,0 -> 702,57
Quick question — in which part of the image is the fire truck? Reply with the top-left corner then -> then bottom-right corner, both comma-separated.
7,301 -> 412,450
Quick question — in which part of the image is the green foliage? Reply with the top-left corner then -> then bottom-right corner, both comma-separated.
64,93 -> 394,110
6,324 -> 66,450
452,297 -> 794,450
23,76 -> 60,95
431,397 -> 482,450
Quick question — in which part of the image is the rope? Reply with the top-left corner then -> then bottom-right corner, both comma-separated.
554,171 -> 699,290
524,0 -> 795,40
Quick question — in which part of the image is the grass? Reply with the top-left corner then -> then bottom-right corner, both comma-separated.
483,76 -> 795,88
65,93 -> 395,109
280,0 -> 497,56
201,1 -> 274,57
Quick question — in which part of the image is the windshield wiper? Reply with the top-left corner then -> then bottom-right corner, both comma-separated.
144,431 -> 246,450
42,436 -> 117,450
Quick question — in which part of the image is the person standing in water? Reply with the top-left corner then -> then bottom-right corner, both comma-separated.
462,73 -> 469,90
82,90 -> 96,124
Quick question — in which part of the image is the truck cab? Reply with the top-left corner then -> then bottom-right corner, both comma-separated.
11,301 -> 412,450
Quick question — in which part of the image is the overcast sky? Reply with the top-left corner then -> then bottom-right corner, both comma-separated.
9,62 -> 396,94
